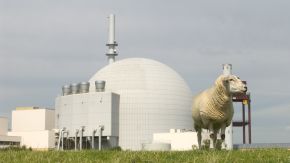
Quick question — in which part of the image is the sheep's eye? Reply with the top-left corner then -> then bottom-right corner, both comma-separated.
229,79 -> 234,81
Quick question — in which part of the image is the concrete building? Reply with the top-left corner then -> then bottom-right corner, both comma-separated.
145,129 -> 212,151
152,129 -> 198,151
88,58 -> 193,150
8,107 -> 55,150
0,117 -> 8,135
0,117 -> 21,148
55,91 -> 120,150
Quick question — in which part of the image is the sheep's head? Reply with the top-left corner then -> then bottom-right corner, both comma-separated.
216,75 -> 247,94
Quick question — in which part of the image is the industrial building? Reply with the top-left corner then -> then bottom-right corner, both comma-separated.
55,14 -> 193,150
7,107 -> 55,150
0,117 -> 21,148
1,107 -> 55,150
55,90 -> 120,150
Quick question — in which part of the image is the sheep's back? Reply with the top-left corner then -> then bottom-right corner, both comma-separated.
193,88 -> 234,124
192,90 -> 209,126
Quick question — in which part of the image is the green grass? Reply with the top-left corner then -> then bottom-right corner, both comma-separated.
0,149 -> 289,163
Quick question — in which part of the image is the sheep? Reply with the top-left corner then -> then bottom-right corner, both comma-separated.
192,74 -> 247,149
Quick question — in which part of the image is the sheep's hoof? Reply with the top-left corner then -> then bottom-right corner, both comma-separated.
221,134 -> 225,140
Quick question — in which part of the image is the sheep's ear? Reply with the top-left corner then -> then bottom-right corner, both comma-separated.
221,76 -> 230,84
216,75 -> 229,85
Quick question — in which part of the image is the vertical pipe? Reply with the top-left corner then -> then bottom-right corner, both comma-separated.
106,14 -> 118,64
242,103 -> 246,144
98,126 -> 104,150
108,14 -> 115,44
248,97 -> 252,144
80,132 -> 82,150
99,129 -> 102,150
225,123 -> 233,150
57,129 -> 62,150
80,127 -> 85,150
223,63 -> 233,150
222,64 -> 232,76
61,130 -> 64,150
108,14 -> 115,64
75,129 -> 79,151
108,57 -> 114,64
80,135 -> 82,150
65,131 -> 69,150
92,130 -> 95,149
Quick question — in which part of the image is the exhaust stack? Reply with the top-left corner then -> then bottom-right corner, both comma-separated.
223,64 -> 232,76
106,14 -> 118,64
223,63 -> 233,150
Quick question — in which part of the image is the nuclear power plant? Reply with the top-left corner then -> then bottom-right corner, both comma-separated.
55,14 -> 193,150
0,14 -> 256,151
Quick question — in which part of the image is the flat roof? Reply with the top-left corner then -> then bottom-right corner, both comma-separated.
0,135 -> 21,142
16,106 -> 39,110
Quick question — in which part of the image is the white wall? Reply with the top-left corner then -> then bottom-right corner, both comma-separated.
0,135 -> 21,142
153,131 -> 199,150
0,117 -> 8,135
12,109 -> 55,132
55,92 -> 119,137
9,108 -> 56,150
153,130 -> 212,150
45,109 -> 55,130
8,130 -> 55,149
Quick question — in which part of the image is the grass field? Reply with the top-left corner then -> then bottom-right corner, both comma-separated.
0,148 -> 289,163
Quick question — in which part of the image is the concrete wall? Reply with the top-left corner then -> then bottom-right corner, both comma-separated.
0,135 -> 21,142
8,130 -> 55,149
9,108 -> 56,150
153,130 -> 211,150
0,117 -> 8,135
111,93 -> 120,136
153,130 -> 199,150
0,135 -> 21,148
12,109 -> 55,132
45,109 -> 55,130
55,92 -> 120,137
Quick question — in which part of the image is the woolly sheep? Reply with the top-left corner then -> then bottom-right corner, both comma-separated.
192,74 -> 247,149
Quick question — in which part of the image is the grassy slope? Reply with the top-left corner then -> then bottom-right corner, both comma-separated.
0,149 -> 289,163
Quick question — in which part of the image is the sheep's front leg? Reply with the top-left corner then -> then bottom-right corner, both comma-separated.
220,123 -> 226,149
220,123 -> 226,140
209,123 -> 215,149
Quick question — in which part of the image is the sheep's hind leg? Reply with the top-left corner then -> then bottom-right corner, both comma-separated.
213,130 -> 218,149
195,125 -> 202,149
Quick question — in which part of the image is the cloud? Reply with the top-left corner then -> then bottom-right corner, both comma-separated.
285,126 -> 290,131
253,104 -> 290,117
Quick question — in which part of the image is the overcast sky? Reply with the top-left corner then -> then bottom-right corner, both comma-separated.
1,0 -> 290,144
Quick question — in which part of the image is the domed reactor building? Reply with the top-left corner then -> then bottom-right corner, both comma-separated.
55,15 -> 192,150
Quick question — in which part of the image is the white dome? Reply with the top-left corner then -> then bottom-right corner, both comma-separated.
89,58 -> 193,150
